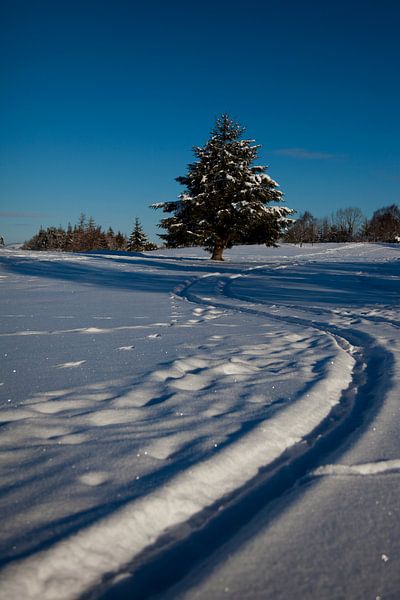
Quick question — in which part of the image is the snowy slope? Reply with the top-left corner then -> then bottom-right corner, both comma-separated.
0,243 -> 399,599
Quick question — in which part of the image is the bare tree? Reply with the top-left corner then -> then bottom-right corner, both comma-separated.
284,211 -> 317,245
365,204 -> 400,242
332,207 -> 364,241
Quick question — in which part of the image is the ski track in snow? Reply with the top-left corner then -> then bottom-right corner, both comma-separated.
313,459 -> 400,477
0,243 -> 399,599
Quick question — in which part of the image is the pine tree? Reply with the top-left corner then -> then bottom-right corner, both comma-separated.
84,216 -> 98,251
64,223 -> 73,251
127,218 -> 150,252
153,114 -> 294,260
115,231 -> 127,250
106,227 -> 116,250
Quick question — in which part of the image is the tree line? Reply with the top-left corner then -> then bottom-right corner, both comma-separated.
283,204 -> 400,245
22,215 -> 157,252
19,202 -> 400,254
18,115 -> 400,257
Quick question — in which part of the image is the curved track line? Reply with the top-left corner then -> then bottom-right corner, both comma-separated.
92,256 -> 394,600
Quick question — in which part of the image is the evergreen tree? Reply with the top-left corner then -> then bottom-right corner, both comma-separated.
22,216 -> 153,252
23,227 -> 47,250
106,227 -> 116,250
64,223 -> 73,251
85,216 -> 107,250
153,114 -> 294,260
127,218 -> 150,251
72,213 -> 87,251
115,231 -> 127,250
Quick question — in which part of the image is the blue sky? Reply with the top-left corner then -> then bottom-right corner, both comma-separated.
1,0 -> 399,243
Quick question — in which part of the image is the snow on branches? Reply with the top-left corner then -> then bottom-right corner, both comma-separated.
153,114 -> 294,260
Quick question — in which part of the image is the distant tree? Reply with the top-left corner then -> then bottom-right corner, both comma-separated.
97,230 -> 109,249
153,114 -> 294,260
127,218 -> 157,251
64,223 -> 74,251
71,213 -> 87,251
106,227 -> 117,250
127,218 -> 149,251
284,211 -> 317,245
332,207 -> 364,241
22,215 -> 156,252
317,217 -> 332,242
359,218 -> 370,241
115,231 -> 127,250
24,216 -> 120,252
285,208 -> 364,244
364,204 -> 400,242
23,227 -> 50,250
85,216 -> 99,250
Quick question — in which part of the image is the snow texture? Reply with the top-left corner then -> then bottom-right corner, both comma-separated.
0,242 -> 399,600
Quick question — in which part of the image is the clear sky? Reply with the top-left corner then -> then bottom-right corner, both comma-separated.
1,0 -> 399,243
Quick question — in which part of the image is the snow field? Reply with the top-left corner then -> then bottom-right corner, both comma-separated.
0,335 -> 354,600
160,244 -> 400,600
0,243 -> 399,599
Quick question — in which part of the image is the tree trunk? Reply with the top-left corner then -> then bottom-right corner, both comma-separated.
211,241 -> 225,261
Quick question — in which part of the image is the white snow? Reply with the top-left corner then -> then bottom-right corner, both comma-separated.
0,242 -> 399,599
314,459 -> 400,476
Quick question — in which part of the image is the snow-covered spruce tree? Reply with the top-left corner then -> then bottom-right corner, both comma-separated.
127,217 -> 150,252
153,115 -> 294,260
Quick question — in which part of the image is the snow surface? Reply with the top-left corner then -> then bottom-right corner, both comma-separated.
0,243 -> 399,599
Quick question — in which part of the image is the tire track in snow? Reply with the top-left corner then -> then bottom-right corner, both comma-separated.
90,257 -> 395,600
1,250 -> 394,600
84,246 -> 398,599
93,268 -> 397,600
0,262 -> 355,600
0,308 -> 355,600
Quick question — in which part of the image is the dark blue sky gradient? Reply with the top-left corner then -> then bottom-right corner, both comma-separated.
1,0 -> 399,242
